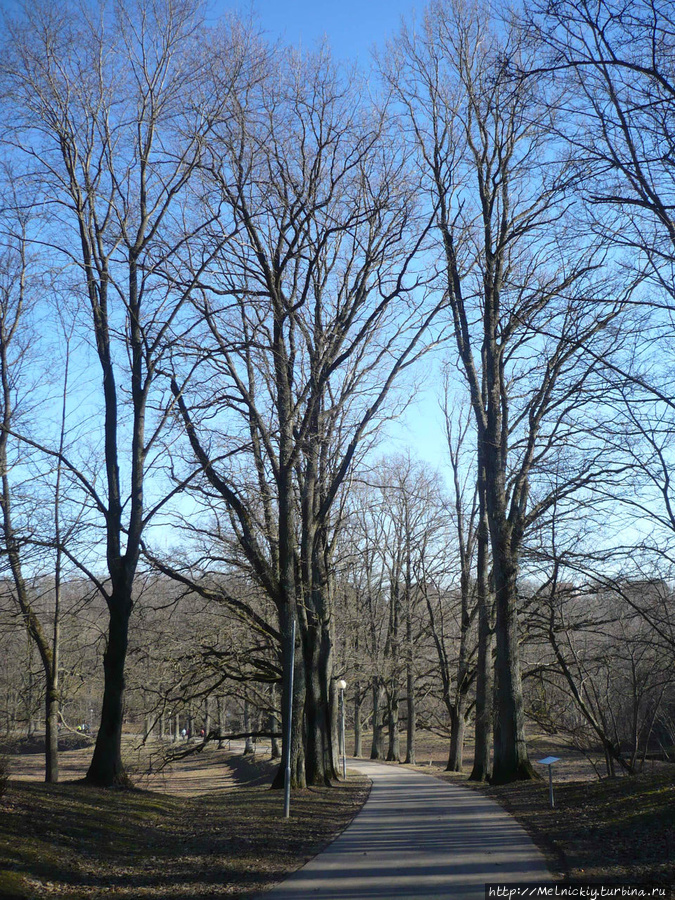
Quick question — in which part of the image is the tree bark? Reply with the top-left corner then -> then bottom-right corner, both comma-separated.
405,676 -> 416,765
386,694 -> 400,762
370,679 -> 385,759
353,685 -> 363,757
490,546 -> 535,783
470,478 -> 493,781
87,596 -> 132,786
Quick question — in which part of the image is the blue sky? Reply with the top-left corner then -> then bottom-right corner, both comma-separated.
227,0 -> 419,62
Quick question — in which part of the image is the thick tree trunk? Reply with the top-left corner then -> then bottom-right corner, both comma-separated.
321,622 -> 340,780
469,488 -> 492,782
301,613 -> 339,784
45,691 -> 59,784
303,629 -> 327,782
491,548 -> 535,783
469,607 -> 494,780
272,613 -> 306,789
448,702 -> 466,772
405,670 -> 416,765
292,646 -> 306,787
353,683 -> 362,757
86,596 -> 132,786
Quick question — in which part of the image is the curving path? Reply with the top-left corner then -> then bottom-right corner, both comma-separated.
258,758 -> 550,900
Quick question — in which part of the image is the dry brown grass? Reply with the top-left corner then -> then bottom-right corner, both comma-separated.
0,739 -> 370,899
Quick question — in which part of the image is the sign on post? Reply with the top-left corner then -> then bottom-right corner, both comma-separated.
536,756 -> 560,809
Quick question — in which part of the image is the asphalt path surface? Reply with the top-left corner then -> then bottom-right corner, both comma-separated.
257,758 -> 550,900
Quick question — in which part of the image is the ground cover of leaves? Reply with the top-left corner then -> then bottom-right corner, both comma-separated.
0,757 -> 370,899
436,766 -> 675,884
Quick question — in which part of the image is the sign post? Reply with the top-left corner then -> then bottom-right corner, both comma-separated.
536,756 -> 560,809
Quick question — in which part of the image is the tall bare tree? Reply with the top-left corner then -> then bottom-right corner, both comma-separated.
0,0 -> 254,785
387,0 -> 626,782
527,0 -> 675,564
167,45 -> 443,786
0,186 -> 63,781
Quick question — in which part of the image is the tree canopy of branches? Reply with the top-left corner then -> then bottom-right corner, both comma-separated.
387,0 -> 628,782
0,0 -> 673,794
164,44 -> 444,786
0,0 -> 256,785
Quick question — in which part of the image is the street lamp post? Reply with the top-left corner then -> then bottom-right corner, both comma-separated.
283,616 -> 296,819
337,679 -> 347,780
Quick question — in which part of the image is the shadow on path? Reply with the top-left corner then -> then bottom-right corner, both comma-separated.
256,759 -> 550,900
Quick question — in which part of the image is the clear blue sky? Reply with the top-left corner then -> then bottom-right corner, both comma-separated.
226,0 -> 419,62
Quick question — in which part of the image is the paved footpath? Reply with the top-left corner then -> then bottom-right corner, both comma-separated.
257,758 -> 550,900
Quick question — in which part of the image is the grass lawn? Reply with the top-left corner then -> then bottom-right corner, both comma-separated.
0,748 -> 370,899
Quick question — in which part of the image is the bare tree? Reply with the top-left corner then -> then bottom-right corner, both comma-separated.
0,0 -> 253,785
523,0 -> 675,559
439,398 -> 491,774
167,45 -> 442,786
0,187 -> 61,780
387,0 -> 626,782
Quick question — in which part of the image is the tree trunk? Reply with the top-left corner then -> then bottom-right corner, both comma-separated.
353,684 -> 362,757
448,592 -> 471,772
270,684 -> 281,759
448,703 -> 466,772
405,670 -> 416,765
370,679 -> 385,759
405,589 -> 416,765
491,547 -> 535,783
204,697 -> 210,738
243,699 -> 254,754
86,596 -> 132,786
272,613 -> 306,789
303,630 -> 327,782
321,621 -> 340,780
386,692 -> 400,762
470,488 -> 492,782
301,610 -> 339,785
292,644 -> 306,787
45,690 -> 59,784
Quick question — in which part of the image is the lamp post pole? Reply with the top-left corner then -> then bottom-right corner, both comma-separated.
283,616 -> 296,819
337,679 -> 347,779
